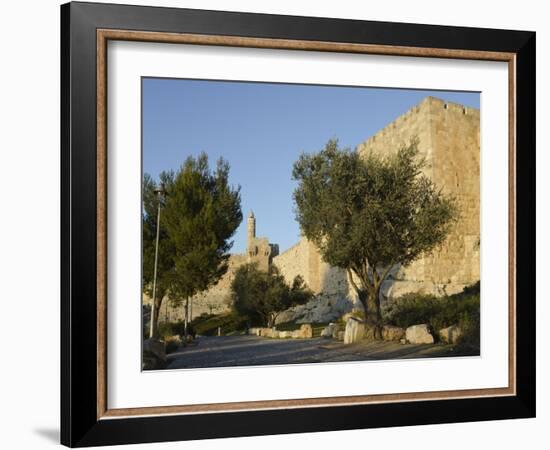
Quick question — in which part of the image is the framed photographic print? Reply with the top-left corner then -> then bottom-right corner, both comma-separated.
60,1 -> 536,447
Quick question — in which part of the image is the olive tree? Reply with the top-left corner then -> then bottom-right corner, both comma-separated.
292,138 -> 458,337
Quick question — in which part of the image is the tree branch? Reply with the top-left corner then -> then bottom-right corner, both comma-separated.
379,262 -> 395,285
351,264 -> 375,295
346,268 -> 361,295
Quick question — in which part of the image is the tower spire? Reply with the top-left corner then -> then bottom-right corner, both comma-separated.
247,210 -> 256,247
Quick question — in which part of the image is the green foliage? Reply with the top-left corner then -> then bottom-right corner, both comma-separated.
142,153 -> 242,336
231,264 -> 314,327
162,154 -> 242,300
384,283 -> 480,351
190,313 -> 247,336
142,172 -> 177,306
292,138 -> 458,329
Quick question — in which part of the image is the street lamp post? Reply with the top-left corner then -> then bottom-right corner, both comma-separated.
150,183 -> 166,339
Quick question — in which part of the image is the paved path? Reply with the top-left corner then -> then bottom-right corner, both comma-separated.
166,335 -> 454,369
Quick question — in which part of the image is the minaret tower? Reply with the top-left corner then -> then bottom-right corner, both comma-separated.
247,210 -> 256,248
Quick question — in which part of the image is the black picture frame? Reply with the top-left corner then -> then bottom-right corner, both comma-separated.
61,1 -> 535,447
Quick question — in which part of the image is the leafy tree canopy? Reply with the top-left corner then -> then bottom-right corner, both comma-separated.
292,138 -> 458,333
143,153 -> 242,336
231,264 -> 313,327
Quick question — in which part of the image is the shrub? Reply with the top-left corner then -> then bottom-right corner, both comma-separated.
231,264 -> 313,327
455,307 -> 480,355
384,283 -> 480,348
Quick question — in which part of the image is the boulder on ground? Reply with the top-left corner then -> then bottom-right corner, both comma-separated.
344,317 -> 365,344
341,311 -> 364,323
299,323 -> 313,339
259,327 -> 273,338
336,330 -> 345,341
382,325 -> 405,342
271,330 -> 280,339
439,325 -> 462,344
321,323 -> 337,338
278,331 -> 292,339
405,324 -> 434,344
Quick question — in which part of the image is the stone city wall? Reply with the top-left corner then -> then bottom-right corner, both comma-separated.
357,96 -> 480,297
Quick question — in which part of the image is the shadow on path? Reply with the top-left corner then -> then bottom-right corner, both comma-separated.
166,335 -> 460,370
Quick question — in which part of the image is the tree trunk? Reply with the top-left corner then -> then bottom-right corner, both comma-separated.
357,289 -> 369,317
356,288 -> 382,340
349,264 -> 392,340
365,287 -> 382,340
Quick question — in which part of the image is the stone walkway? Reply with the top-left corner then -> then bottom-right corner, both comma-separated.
166,335 -> 457,370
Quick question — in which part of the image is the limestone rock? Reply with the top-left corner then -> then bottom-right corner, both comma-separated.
259,327 -> 273,338
299,324 -> 313,339
341,310 -> 364,323
382,325 -> 405,342
277,294 -> 357,325
336,330 -> 345,341
344,317 -> 365,344
321,323 -> 337,338
278,331 -> 292,339
405,324 -> 434,344
439,325 -> 462,344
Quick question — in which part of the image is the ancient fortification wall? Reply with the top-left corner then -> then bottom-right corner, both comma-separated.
148,96 -> 480,325
272,238 -> 353,297
357,96 -> 480,297
272,238 -> 358,323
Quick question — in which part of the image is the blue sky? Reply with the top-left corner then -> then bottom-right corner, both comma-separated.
143,78 -> 479,254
